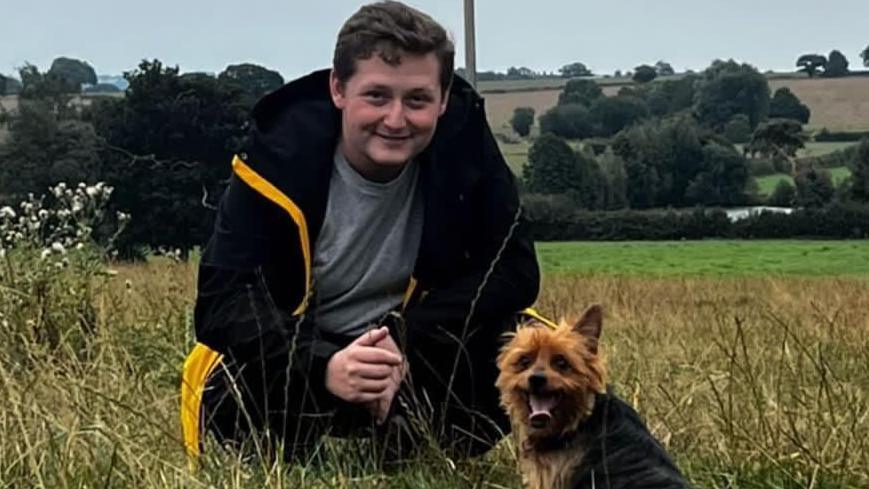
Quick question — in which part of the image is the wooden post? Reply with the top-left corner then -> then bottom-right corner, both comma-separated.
463,0 -> 477,89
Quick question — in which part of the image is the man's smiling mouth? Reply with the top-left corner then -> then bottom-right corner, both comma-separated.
376,133 -> 411,140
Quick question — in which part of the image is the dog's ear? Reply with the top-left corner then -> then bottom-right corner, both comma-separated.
573,305 -> 603,352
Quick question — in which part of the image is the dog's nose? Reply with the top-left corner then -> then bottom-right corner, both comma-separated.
529,372 -> 547,392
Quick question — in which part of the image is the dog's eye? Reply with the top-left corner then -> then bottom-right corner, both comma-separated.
552,355 -> 571,371
516,355 -> 532,370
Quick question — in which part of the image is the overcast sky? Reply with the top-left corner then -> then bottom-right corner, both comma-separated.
3,0 -> 867,80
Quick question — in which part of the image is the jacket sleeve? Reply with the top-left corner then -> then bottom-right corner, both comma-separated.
194,173 -> 340,404
403,123 -> 540,339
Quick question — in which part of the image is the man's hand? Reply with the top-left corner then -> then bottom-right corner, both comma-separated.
325,327 -> 403,404
368,331 -> 407,424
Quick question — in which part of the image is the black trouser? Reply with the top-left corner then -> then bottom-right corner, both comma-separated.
200,319 -> 511,463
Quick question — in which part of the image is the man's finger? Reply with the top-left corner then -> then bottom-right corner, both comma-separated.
352,346 -> 402,365
350,392 -> 386,404
356,378 -> 393,393
353,327 -> 389,347
375,334 -> 401,355
355,363 -> 395,379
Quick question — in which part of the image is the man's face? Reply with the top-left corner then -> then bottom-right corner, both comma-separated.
330,51 -> 448,181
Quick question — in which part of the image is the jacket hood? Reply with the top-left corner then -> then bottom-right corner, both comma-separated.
248,68 -> 483,151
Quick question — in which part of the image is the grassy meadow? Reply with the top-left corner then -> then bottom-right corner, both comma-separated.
1,240 -> 868,488
756,167 -> 853,197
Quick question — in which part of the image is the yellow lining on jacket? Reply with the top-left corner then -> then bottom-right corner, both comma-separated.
180,342 -> 223,469
232,154 -> 312,316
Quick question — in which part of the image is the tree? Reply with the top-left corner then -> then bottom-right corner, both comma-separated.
510,107 -> 535,137
645,75 -> 698,117
685,142 -> 751,205
17,64 -> 77,117
849,138 -> 869,202
218,63 -> 284,103
523,133 -> 580,195
794,167 -> 834,207
613,115 -> 749,207
746,119 -> 807,174
862,45 -> 869,67
589,96 -> 649,137
597,151 -> 629,209
539,104 -> 596,139
557,78 -> 603,106
823,50 -> 849,77
796,54 -> 827,78
768,87 -> 811,123
724,114 -> 752,144
559,62 -> 592,78
768,179 -> 796,206
0,87 -> 102,200
89,59 -> 248,254
633,65 -> 658,83
506,66 -> 535,80
655,61 -> 675,76
694,59 -> 770,130
47,57 -> 97,89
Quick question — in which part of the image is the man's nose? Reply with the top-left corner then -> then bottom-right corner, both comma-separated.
382,101 -> 407,130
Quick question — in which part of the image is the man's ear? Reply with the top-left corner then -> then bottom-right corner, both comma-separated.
438,84 -> 451,117
329,70 -> 347,110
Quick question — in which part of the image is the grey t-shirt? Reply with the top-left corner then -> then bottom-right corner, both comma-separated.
310,150 -> 423,336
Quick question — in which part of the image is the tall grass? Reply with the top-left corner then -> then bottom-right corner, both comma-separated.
1,254 -> 867,487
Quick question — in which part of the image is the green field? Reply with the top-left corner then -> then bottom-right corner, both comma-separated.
756,166 -> 852,196
537,240 -> 869,276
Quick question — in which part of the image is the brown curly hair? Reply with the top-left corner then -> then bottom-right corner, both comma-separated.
333,1 -> 455,95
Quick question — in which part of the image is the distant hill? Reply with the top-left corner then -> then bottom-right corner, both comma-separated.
96,75 -> 128,91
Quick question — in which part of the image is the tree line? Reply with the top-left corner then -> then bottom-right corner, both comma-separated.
0,58 -> 284,257
512,57 -> 869,215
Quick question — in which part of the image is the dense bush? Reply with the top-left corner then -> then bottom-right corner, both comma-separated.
523,199 -> 869,240
814,129 -> 869,142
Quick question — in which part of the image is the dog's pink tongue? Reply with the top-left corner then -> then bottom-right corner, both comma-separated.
528,394 -> 556,426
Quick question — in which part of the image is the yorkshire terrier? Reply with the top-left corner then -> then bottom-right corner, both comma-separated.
496,305 -> 690,489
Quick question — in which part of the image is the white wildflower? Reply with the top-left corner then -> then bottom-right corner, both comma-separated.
58,209 -> 71,219
40,249 -> 51,260
86,186 -> 98,198
0,206 -> 15,219
0,248 -> 5,259
77,182 -> 86,189
37,209 -> 48,219
51,242 -> 66,254
75,242 -> 85,250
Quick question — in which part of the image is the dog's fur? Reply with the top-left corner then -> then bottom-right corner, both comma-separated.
496,306 -> 690,489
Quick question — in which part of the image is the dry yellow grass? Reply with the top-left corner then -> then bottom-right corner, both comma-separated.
769,77 -> 869,131
1,257 -> 867,487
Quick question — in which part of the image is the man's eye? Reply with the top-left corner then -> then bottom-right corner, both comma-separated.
406,95 -> 432,108
365,92 -> 388,103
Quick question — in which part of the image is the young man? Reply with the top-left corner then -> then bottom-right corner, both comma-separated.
181,1 -> 539,464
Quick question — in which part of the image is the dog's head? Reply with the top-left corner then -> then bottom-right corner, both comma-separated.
496,305 -> 606,441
